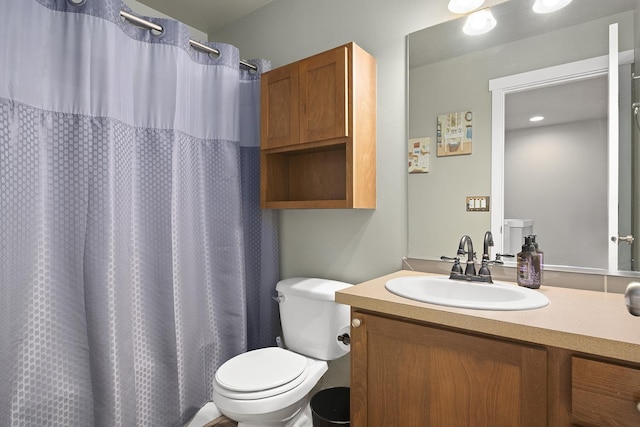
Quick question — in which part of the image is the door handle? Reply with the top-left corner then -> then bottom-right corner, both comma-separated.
612,234 -> 635,245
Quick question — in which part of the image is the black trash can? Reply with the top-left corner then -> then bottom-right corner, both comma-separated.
310,387 -> 350,426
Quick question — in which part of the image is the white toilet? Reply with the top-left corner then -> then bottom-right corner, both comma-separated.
212,277 -> 352,427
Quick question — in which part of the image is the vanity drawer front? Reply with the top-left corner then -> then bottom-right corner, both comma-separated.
572,356 -> 640,426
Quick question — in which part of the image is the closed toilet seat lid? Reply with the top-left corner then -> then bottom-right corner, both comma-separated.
215,347 -> 308,394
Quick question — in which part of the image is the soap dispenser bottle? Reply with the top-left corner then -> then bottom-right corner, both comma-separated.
530,235 -> 544,282
517,236 -> 541,289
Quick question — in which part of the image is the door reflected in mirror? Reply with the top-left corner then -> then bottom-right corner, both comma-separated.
504,77 -> 609,269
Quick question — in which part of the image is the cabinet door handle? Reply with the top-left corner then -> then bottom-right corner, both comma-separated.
351,318 -> 362,328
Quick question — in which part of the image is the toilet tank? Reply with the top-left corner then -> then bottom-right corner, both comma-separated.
504,218 -> 534,255
275,277 -> 352,361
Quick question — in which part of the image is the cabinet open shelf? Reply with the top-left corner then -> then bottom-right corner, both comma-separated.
261,142 -> 349,208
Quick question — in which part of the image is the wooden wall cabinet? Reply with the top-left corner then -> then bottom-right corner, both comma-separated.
350,310 -> 640,426
260,42 -> 376,209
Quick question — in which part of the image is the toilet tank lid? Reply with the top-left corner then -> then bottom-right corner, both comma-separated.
504,218 -> 534,227
276,277 -> 352,301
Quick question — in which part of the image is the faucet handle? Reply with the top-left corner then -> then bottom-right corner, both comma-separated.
478,263 -> 492,277
441,255 -> 463,274
496,253 -> 515,258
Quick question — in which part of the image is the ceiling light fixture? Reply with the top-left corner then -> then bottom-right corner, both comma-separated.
448,0 -> 484,14
532,0 -> 573,14
463,9 -> 497,36
529,115 -> 545,122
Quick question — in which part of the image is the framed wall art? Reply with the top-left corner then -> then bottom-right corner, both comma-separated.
437,111 -> 473,157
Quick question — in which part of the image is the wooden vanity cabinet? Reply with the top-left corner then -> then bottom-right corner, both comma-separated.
260,42 -> 376,209
350,311 -> 548,426
349,309 -> 640,426
572,356 -> 640,426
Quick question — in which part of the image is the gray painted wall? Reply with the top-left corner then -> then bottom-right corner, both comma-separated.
505,119 -> 608,269
209,0 -> 509,284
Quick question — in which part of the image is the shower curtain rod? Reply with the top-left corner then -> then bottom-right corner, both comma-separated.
119,10 -> 258,72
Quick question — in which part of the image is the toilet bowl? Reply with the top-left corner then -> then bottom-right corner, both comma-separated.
212,348 -> 328,426
211,278 -> 352,427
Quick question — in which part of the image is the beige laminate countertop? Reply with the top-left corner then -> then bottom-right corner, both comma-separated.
335,270 -> 640,364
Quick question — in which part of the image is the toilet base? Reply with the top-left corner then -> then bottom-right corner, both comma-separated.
236,399 -> 312,427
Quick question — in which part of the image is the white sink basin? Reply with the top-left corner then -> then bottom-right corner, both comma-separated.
385,276 -> 549,310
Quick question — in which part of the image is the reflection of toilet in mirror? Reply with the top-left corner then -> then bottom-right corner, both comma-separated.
504,219 -> 534,255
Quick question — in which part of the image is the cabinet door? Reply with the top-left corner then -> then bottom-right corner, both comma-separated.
261,63 -> 299,149
299,46 -> 348,144
572,356 -> 640,426
350,312 -> 547,427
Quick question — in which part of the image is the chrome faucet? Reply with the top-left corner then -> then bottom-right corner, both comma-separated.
441,233 -> 495,283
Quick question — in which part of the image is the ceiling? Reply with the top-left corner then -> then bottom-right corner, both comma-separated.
506,76 -> 608,131
138,0 -> 273,35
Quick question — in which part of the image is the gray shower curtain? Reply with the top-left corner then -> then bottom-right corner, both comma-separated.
0,0 -> 279,425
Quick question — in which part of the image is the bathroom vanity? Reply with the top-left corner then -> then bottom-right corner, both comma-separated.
336,270 -> 640,426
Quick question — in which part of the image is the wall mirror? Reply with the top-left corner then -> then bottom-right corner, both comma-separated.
407,0 -> 640,274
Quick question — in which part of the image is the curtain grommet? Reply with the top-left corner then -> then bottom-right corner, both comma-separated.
150,26 -> 165,38
67,0 -> 87,6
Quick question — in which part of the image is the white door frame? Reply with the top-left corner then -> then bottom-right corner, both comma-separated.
488,42 -> 633,268
607,24 -> 620,270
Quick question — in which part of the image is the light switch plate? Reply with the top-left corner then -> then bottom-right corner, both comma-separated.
466,196 -> 490,212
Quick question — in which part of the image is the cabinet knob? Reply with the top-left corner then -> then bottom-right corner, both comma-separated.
351,318 -> 362,328
636,401 -> 640,413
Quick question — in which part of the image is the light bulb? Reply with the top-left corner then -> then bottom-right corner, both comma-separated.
532,0 -> 572,14
463,9 -> 497,35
